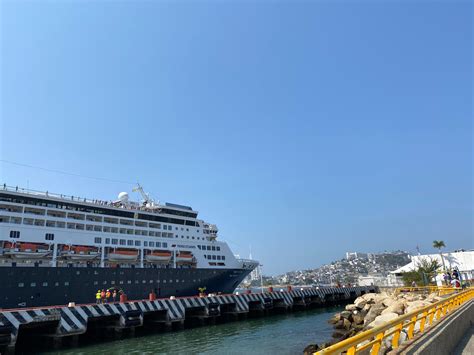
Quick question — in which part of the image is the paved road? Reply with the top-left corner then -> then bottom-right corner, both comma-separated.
454,326 -> 473,355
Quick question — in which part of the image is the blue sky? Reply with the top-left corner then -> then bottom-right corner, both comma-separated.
0,1 -> 472,275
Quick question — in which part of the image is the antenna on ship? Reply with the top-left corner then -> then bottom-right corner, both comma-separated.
132,183 -> 159,208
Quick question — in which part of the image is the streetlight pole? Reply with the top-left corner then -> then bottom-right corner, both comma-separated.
260,264 -> 264,293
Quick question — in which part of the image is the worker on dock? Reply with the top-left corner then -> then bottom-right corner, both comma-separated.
106,289 -> 111,303
95,290 -> 101,304
112,290 -> 117,302
100,289 -> 106,304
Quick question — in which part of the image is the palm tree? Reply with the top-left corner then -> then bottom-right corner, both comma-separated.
433,240 -> 446,271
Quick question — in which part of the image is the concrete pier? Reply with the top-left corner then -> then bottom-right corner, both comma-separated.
0,285 -> 376,352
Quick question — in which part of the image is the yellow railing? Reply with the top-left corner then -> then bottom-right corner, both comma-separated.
315,288 -> 474,355
394,285 -> 461,296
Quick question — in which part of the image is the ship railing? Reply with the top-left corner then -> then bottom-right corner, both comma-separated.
2,184 -> 147,212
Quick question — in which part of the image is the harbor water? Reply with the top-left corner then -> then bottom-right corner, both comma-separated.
41,306 -> 342,355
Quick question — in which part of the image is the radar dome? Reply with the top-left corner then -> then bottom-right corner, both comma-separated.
118,192 -> 129,202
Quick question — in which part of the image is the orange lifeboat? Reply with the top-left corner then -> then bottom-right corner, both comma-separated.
4,242 -> 51,259
145,250 -> 172,263
175,251 -> 194,263
60,245 -> 100,260
108,248 -> 138,262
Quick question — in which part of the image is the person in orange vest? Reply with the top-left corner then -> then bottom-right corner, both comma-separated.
105,289 -> 111,303
100,289 -> 106,304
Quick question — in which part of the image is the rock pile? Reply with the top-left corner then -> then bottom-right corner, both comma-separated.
304,291 -> 444,354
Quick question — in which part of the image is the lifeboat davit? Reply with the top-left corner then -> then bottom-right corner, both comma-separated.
145,250 -> 172,263
108,248 -> 138,262
61,245 -> 100,260
175,252 -> 194,263
4,242 -> 51,259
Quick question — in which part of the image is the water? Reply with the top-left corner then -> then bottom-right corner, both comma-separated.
41,306 -> 341,355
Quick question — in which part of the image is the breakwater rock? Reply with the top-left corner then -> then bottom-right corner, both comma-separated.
304,291 -> 444,354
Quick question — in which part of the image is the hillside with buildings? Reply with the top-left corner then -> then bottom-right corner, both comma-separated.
248,251 -> 411,287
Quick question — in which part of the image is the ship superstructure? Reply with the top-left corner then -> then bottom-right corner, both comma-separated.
0,184 -> 258,308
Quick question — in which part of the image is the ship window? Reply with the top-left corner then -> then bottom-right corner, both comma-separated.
112,239 -> 118,245
55,282 -> 59,286
64,282 -> 69,286
144,241 -> 148,247
106,238 -> 110,244
186,228 -> 189,232
212,246 -> 216,251
163,242 -> 167,247
149,242 -> 155,247
197,230 -> 199,233
94,237 -> 102,244
111,281 -> 115,285
120,239 -> 126,245
181,228 -> 183,231
135,241 -> 141,246
222,256 -> 225,260
18,283 -> 24,287
127,280 -> 131,284
127,240 -> 133,246
207,246 -> 211,250
30,282 -> 36,287
197,246 -> 201,250
217,255 -> 221,260
94,281 -> 98,285
216,247 -> 220,251
42,282 -> 48,287
175,227 -> 178,230
45,233 -> 54,241
9,230 -> 20,238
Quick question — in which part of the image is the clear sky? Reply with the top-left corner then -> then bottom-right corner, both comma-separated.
0,1 -> 472,275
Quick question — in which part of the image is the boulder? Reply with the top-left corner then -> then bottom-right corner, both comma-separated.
381,300 -> 405,315
362,303 -> 372,313
382,297 -> 396,307
352,312 -> 366,325
328,313 -> 341,324
332,329 -> 350,340
354,296 -> 368,309
340,311 -> 352,319
405,300 -> 431,314
345,304 -> 358,311
426,294 -> 443,303
364,304 -> 385,325
367,312 -> 399,329
361,293 -> 377,303
334,320 -> 345,329
343,318 -> 352,330
303,344 -> 319,355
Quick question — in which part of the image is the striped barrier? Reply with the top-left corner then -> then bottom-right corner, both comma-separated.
0,286 -> 377,349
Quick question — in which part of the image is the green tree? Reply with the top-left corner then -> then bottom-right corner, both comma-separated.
401,257 -> 441,286
433,240 -> 446,271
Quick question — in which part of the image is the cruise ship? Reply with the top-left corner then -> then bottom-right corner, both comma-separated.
0,184 -> 258,309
